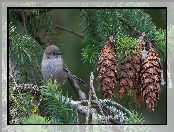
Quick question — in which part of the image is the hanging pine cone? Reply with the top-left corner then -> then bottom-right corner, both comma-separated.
119,46 -> 141,98
140,42 -> 162,111
97,36 -> 117,98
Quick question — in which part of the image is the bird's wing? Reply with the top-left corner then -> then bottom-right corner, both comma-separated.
63,63 -> 86,100
63,63 -> 86,85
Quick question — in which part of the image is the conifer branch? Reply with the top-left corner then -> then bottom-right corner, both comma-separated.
9,71 -> 131,124
116,14 -> 142,36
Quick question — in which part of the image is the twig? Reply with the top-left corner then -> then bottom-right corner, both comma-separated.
116,13 -> 141,37
89,72 -> 105,118
70,100 -> 97,117
78,99 -> 131,116
85,93 -> 91,124
116,12 -> 167,42
103,100 -> 132,116
86,78 -> 92,124
22,9 -> 27,34
9,61 -> 18,88
34,24 -> 84,45
34,32 -> 46,45
54,25 -> 83,38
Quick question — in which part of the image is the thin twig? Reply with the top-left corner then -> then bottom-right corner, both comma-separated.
70,101 -> 96,117
116,12 -> 167,42
9,61 -> 18,88
89,72 -> 105,117
105,100 -> 132,116
22,9 -> 27,34
54,25 -> 83,38
86,87 -> 91,124
116,14 -> 141,36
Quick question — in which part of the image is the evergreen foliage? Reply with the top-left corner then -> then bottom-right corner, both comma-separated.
125,111 -> 144,124
9,22 -> 42,84
113,91 -> 138,111
9,85 -> 37,124
80,9 -> 101,65
80,8 -> 166,114
116,35 -> 138,61
98,99 -> 129,124
80,9 -> 166,66
41,80 -> 78,124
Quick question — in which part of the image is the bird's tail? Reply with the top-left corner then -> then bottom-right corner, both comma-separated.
63,65 -> 86,85
68,74 -> 86,85
67,75 -> 86,100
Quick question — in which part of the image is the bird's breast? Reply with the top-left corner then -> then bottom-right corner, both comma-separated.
41,58 -> 67,84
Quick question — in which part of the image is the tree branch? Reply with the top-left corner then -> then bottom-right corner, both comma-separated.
9,69 -> 131,124
116,14 -> 142,37
54,25 -> 83,38
10,82 -> 131,124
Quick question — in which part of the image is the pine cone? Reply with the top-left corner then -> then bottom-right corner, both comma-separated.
97,36 -> 117,98
140,43 -> 161,111
119,48 -> 141,98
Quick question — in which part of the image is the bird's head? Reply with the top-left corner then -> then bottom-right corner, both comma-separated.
43,45 -> 63,59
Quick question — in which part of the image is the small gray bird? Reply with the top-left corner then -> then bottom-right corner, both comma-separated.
41,45 -> 86,100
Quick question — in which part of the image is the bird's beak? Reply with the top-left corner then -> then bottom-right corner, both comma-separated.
58,52 -> 63,55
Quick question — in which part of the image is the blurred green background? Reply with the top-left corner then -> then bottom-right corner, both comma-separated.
46,9 -> 166,124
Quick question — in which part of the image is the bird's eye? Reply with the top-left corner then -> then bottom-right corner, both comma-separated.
53,52 -> 57,56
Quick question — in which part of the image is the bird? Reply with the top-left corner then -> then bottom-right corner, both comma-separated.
41,44 -> 86,100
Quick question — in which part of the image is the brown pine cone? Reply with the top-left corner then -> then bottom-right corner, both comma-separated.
140,43 -> 162,111
119,47 -> 141,98
97,36 -> 117,98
